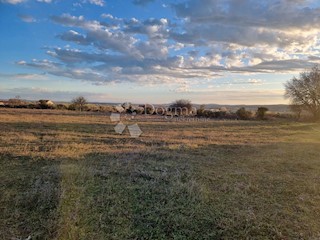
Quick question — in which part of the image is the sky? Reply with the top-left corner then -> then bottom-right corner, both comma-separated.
1,0 -> 320,104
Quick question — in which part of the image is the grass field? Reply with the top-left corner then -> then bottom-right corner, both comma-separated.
1,108 -> 320,239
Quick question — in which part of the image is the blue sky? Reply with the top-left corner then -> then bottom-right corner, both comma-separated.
1,0 -> 320,104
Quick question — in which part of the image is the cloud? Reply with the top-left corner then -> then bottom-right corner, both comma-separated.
19,0 -> 320,87
1,0 -> 25,4
18,14 -> 36,23
132,0 -> 155,6
36,0 -> 52,3
0,72 -> 48,80
171,0 -> 320,49
171,82 -> 191,93
0,87 -> 114,102
81,0 -> 105,6
1,0 -> 52,3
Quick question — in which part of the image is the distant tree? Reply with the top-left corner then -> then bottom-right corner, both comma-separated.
8,97 -> 23,107
256,107 -> 269,120
236,107 -> 252,120
72,96 -> 88,111
197,104 -> 206,116
170,99 -> 193,115
285,65 -> 320,121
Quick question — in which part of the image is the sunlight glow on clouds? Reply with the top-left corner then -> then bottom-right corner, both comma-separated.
1,0 -> 320,103
21,1 -> 320,83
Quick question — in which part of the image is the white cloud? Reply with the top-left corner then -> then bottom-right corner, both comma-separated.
37,0 -> 52,3
18,14 -> 36,23
0,73 -> 48,80
81,0 -> 105,6
1,0 -> 25,4
0,87 -> 114,102
19,1 -> 320,86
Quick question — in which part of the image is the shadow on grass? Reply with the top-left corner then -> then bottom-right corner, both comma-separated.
2,141 -> 320,239
0,154 -> 61,240
55,152 -> 223,239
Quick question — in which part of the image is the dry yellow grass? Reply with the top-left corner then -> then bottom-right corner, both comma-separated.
1,108 -> 320,239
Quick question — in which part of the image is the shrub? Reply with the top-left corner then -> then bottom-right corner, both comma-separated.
142,104 -> 155,115
27,103 -> 39,109
197,105 -> 206,117
135,107 -> 145,114
56,104 -> 68,110
86,104 -> 100,112
236,107 -> 252,120
100,105 -> 114,112
256,107 -> 269,120
122,102 -> 132,112
68,104 -> 76,111
170,99 -> 193,115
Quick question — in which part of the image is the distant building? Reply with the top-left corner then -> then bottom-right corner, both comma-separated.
38,100 -> 55,109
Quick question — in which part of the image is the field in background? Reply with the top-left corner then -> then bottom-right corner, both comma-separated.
1,108 -> 320,239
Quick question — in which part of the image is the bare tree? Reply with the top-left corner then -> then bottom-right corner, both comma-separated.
170,99 -> 193,116
72,96 -> 88,112
285,65 -> 320,120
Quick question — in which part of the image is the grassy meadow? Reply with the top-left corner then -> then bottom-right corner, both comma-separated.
1,108 -> 320,239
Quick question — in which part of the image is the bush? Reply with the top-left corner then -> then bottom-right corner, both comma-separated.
122,102 -> 132,112
197,105 -> 206,117
27,103 -> 39,109
86,104 -> 100,112
68,104 -> 76,111
99,105 -> 114,112
142,104 -> 155,115
135,107 -> 145,114
236,107 -> 252,120
56,104 -> 68,110
256,107 -> 269,120
170,99 -> 193,115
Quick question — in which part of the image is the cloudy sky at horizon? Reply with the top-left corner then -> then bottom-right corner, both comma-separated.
1,0 -> 320,104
